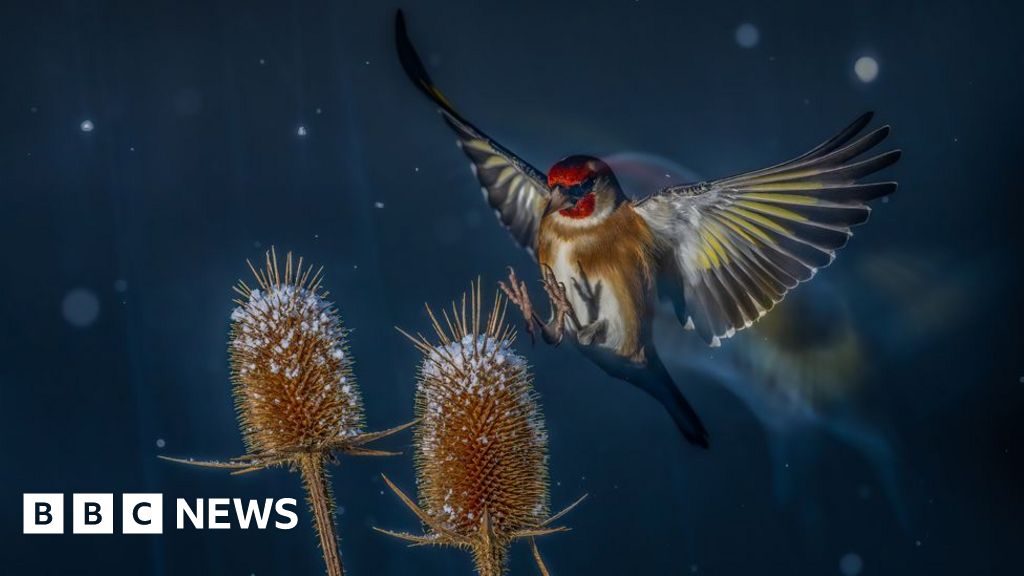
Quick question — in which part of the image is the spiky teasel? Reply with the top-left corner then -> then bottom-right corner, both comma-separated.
377,281 -> 586,576
162,248 -> 414,576
229,250 -> 364,453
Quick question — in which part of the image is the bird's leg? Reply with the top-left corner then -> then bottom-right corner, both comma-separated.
499,266 -> 580,346
571,262 -> 607,347
499,266 -> 581,344
499,267 -> 539,344
571,263 -> 602,324
538,265 -> 580,346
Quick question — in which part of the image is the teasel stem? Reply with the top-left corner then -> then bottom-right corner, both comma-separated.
300,453 -> 344,576
473,545 -> 505,576
473,515 -> 506,576
530,538 -> 551,576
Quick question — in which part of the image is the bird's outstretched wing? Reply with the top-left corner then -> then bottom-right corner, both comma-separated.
634,113 -> 900,346
395,11 -> 550,256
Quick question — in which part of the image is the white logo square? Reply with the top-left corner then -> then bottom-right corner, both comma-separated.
23,493 -> 63,534
72,493 -> 114,534
122,493 -> 163,534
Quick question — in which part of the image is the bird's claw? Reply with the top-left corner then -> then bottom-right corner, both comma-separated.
500,266 -> 580,347
499,267 -> 537,344
541,265 -> 577,333
538,265 -> 581,346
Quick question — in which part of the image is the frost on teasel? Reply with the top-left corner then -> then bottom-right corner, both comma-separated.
161,248 -> 414,576
416,319 -> 548,538
229,250 -> 363,453
377,281 -> 586,576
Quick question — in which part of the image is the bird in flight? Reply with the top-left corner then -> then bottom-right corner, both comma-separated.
395,11 -> 900,449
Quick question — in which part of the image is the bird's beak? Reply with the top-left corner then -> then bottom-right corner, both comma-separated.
545,187 -> 573,217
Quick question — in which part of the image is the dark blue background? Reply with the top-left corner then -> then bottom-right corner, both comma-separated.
2,1 -> 1022,574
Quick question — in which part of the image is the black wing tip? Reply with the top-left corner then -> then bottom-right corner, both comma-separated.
881,148 -> 903,168
394,9 -> 461,123
853,149 -> 901,179
843,111 -> 874,136
873,180 -> 899,197
394,10 -> 426,85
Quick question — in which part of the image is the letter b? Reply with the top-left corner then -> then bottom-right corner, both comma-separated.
24,494 -> 63,534
73,494 -> 113,534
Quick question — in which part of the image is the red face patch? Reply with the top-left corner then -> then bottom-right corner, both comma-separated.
559,192 -> 596,219
547,163 -> 593,189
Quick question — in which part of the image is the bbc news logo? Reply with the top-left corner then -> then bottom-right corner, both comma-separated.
23,494 -> 298,534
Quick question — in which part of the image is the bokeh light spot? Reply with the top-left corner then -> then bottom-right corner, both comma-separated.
62,288 -> 100,328
80,120 -> 94,132
854,56 -> 879,83
735,23 -> 760,48
840,552 -> 863,576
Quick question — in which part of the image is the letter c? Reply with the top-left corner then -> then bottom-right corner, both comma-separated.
133,502 -> 152,525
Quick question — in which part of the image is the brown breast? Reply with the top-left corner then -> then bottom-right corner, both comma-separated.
537,204 -> 660,359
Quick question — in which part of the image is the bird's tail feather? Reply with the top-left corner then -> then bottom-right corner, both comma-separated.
624,354 -> 710,449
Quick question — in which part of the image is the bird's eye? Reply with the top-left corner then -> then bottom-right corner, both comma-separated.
559,192 -> 597,219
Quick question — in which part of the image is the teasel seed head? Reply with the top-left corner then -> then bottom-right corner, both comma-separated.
378,281 -> 585,576
229,248 -> 364,453
161,248 -> 415,576
414,295 -> 548,539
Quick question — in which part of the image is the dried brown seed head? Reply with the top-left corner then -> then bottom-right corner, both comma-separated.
378,282 -> 584,576
230,249 -> 364,454
410,286 -> 549,540
163,248 -> 416,576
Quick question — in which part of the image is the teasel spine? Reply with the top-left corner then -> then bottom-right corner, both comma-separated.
162,248 -> 415,576
376,281 -> 586,575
